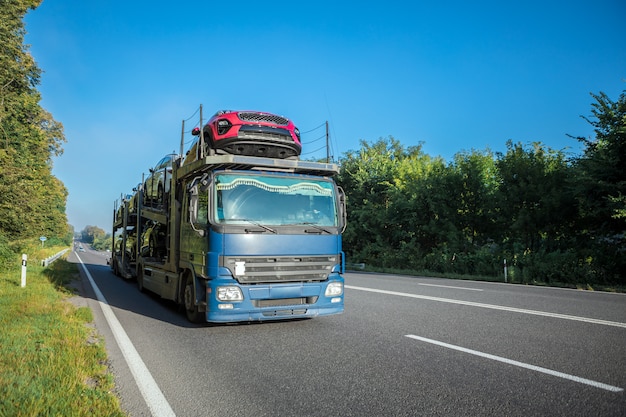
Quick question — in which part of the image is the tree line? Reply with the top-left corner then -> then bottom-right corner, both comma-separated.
336,90 -> 626,286
2,1 -> 624,287
79,225 -> 110,251
0,0 -> 71,267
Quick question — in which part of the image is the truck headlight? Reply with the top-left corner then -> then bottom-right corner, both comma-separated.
325,282 -> 343,297
217,286 -> 243,301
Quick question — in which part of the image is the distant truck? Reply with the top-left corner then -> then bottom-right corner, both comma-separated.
110,110 -> 346,323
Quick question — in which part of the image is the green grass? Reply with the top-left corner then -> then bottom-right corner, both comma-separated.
0,251 -> 126,417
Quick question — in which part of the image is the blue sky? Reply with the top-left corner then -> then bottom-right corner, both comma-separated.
25,0 -> 626,233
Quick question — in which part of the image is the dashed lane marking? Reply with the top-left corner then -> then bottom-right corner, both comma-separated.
405,334 -> 623,393
346,285 -> 626,328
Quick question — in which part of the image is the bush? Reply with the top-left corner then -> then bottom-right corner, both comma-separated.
0,233 -> 16,269
509,250 -> 596,286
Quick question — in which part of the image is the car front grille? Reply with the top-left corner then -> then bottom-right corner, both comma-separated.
237,126 -> 294,142
238,112 -> 289,126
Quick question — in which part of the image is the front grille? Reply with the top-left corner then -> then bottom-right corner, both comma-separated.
262,309 -> 307,317
238,112 -> 289,126
222,255 -> 337,284
238,126 -> 294,143
253,297 -> 318,307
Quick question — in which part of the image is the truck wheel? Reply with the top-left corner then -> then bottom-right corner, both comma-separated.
183,275 -> 202,323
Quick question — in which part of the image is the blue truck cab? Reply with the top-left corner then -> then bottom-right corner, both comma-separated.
131,155 -> 346,323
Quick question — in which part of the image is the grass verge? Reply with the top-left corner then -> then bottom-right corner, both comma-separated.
0,253 -> 126,417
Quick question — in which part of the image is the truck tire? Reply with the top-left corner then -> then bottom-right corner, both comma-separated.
183,275 -> 202,323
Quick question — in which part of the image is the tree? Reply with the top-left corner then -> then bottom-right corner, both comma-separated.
0,0 -> 69,241
336,89 -> 625,285
81,226 -> 106,244
337,137 -> 453,269
572,90 -> 626,283
337,137 -> 408,266
495,141 -> 575,254
449,149 -> 499,248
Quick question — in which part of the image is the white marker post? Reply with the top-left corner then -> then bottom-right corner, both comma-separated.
503,258 -> 508,283
21,254 -> 27,287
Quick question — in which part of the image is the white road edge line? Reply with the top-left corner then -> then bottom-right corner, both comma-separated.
418,283 -> 483,291
405,334 -> 624,393
345,285 -> 626,328
77,254 -> 176,417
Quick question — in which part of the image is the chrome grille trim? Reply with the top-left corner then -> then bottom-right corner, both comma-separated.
222,255 -> 337,284
253,297 -> 318,307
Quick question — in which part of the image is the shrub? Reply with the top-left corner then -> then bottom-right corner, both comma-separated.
0,233 -> 16,269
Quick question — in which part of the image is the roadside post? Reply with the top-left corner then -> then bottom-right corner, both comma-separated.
21,254 -> 27,288
504,258 -> 508,283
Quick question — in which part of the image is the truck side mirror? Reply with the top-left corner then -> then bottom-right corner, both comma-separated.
337,186 -> 347,233
188,185 -> 205,237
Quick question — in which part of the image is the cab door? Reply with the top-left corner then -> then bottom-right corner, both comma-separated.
180,183 -> 209,277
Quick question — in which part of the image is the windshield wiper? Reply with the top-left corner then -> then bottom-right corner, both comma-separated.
297,222 -> 332,234
230,219 -> 276,234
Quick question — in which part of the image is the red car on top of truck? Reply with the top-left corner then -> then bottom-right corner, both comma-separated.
187,110 -> 302,161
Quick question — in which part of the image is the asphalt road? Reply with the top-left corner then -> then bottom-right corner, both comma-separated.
69,247 -> 626,416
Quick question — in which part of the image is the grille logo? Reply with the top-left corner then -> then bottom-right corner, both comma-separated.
234,261 -> 246,276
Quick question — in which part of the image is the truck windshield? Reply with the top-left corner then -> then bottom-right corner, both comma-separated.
214,173 -> 338,227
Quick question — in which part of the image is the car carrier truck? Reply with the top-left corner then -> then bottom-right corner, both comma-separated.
110,110 -> 346,323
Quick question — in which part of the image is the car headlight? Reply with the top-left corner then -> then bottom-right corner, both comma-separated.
217,119 -> 232,135
217,286 -> 243,301
325,282 -> 343,297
